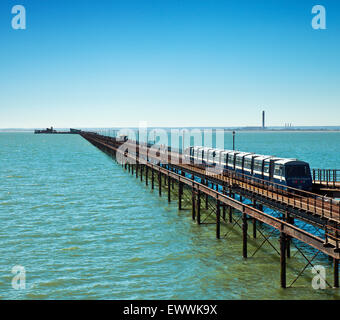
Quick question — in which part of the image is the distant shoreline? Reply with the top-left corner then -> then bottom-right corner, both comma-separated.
1,128 -> 340,133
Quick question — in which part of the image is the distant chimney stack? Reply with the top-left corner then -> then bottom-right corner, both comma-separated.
262,110 -> 265,129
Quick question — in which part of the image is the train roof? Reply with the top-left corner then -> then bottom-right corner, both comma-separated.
188,146 -> 308,165
275,159 -> 307,165
244,154 -> 264,160
235,152 -> 253,157
225,150 -> 238,155
220,149 -> 233,154
256,155 -> 278,161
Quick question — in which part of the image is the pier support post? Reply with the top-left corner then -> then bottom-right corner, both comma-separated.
334,258 -> 339,288
168,175 -> 171,202
205,194 -> 208,210
158,172 -> 162,196
192,189 -> 196,220
197,190 -> 201,225
286,216 -> 294,258
252,200 -> 257,238
258,204 -> 263,225
216,200 -> 221,239
145,166 -> 148,186
140,165 -> 143,181
151,170 -> 154,190
136,163 -> 138,178
242,209 -> 247,258
222,186 -> 226,221
178,182 -> 183,210
229,191 -> 234,223
280,231 -> 287,288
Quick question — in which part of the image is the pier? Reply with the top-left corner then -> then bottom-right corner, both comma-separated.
79,131 -> 340,288
34,127 -> 81,134
68,131 -> 340,288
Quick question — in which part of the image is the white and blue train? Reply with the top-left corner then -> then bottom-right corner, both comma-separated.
184,146 -> 313,191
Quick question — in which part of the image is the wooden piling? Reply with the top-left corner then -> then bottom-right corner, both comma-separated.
334,258 -> 339,288
168,174 -> 171,202
145,166 -> 148,185
151,169 -> 154,189
197,190 -> 201,225
242,209 -> 247,258
192,189 -> 196,220
287,216 -> 294,258
222,186 -> 226,220
216,200 -> 221,239
178,182 -> 182,210
280,232 -> 287,288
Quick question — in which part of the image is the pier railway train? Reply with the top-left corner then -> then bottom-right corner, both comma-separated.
184,146 -> 313,191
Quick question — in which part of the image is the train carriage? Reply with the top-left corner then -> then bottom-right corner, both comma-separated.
184,146 -> 312,191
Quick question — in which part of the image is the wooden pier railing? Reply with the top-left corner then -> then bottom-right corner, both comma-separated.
312,169 -> 340,187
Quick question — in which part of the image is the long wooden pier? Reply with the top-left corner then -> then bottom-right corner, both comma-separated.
80,131 -> 340,289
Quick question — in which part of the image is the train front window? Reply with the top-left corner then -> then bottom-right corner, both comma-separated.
285,165 -> 310,178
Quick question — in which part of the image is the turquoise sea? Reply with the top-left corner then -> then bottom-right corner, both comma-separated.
0,131 -> 340,299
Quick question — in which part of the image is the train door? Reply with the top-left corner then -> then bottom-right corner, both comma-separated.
212,151 -> 217,166
269,159 -> 276,181
241,155 -> 245,174
233,154 -> 237,170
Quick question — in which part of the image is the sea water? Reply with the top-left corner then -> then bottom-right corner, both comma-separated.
0,131 -> 339,299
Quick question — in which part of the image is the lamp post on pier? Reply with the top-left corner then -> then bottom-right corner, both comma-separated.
232,131 -> 236,151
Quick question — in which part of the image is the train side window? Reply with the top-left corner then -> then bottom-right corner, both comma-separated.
274,165 -> 283,176
228,155 -> 234,165
281,166 -> 285,176
244,159 -> 251,169
264,162 -> 270,173
253,160 -> 260,171
236,156 -> 242,167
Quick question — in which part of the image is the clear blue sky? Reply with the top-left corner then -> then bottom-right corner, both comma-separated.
0,0 -> 339,128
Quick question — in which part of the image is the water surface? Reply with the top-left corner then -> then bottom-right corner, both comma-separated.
0,132 -> 339,299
